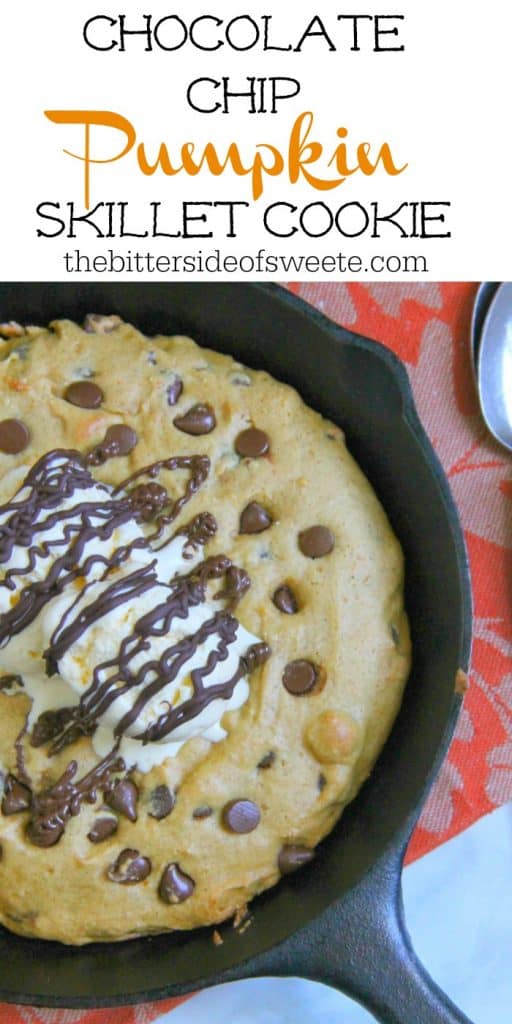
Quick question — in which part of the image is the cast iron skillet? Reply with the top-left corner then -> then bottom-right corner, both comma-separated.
0,283 -> 472,1023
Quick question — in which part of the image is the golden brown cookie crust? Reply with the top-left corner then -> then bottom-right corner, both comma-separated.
0,318 -> 410,944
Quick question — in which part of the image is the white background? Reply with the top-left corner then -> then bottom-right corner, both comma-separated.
1,0 -> 511,280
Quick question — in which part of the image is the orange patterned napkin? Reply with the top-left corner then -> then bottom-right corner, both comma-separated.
0,1000 -> 192,1023
1,282 -> 509,1020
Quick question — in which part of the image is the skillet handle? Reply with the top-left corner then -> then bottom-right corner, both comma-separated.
239,844 -> 473,1024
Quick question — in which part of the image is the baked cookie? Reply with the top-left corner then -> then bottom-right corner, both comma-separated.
0,315 -> 410,944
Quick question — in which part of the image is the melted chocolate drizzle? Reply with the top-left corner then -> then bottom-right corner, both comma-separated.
45,561 -> 159,675
114,453 -> 210,543
0,439 -> 271,847
214,565 -> 251,610
0,446 -> 211,647
45,555 -> 269,751
30,707 -> 82,748
0,447 -> 268,751
26,748 -> 125,847
14,722 -> 31,788
168,511 -> 217,559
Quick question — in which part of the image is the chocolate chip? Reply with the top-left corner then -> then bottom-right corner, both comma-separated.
0,419 -> 30,455
278,845 -> 315,875
159,862 -> 195,904
107,848 -> 152,884
318,773 -> 327,792
243,642 -> 272,674
282,660 -> 319,696
166,376 -> 183,406
298,526 -> 335,558
149,784 -> 175,820
235,428 -> 270,458
106,779 -> 138,822
272,585 -> 298,615
257,751 -> 276,770
30,707 -> 75,747
174,403 -> 216,436
215,565 -> 251,608
192,804 -> 213,820
2,775 -> 31,815
86,424 -> 138,466
239,502 -> 272,535
222,799 -> 260,834
64,381 -> 104,409
104,424 -> 138,456
88,816 -> 118,843
26,818 -> 65,848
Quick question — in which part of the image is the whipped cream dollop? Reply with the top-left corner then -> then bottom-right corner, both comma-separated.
0,450 -> 268,771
